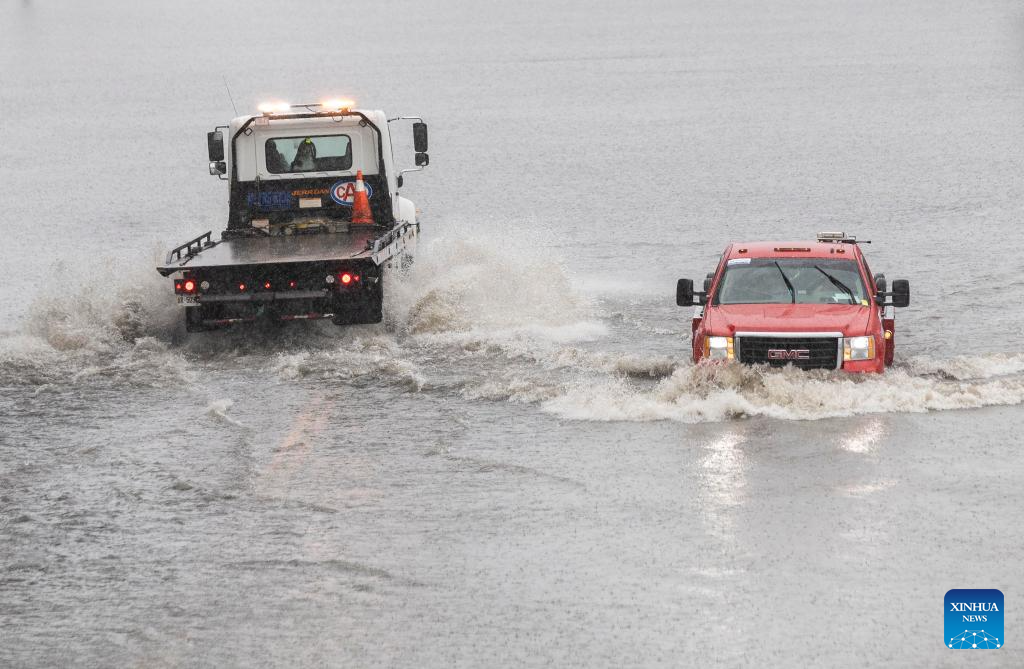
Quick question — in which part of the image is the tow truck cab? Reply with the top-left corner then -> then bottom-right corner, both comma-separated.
207,102 -> 428,232
676,232 -> 910,373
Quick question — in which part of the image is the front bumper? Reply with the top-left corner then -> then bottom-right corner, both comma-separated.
838,357 -> 884,374
695,331 -> 885,374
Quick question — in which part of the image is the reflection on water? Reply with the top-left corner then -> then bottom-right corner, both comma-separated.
698,430 -> 748,541
838,418 -> 886,455
836,418 -> 899,504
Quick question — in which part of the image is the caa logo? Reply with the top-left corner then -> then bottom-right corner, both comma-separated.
330,179 -> 373,207
945,589 -> 1003,650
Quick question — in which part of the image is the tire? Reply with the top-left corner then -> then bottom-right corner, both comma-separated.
185,308 -> 207,332
332,274 -> 383,326
185,307 -> 219,332
332,298 -> 382,326
365,298 -> 383,324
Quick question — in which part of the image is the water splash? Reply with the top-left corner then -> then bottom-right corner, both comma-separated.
3,238 -> 1024,428
542,357 -> 1024,423
389,228 -> 593,336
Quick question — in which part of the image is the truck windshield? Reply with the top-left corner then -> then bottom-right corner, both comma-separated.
265,135 -> 352,174
714,258 -> 869,305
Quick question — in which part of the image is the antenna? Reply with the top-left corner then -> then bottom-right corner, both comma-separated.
222,76 -> 238,116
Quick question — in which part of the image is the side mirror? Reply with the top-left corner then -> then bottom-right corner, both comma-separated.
207,130 -> 225,162
891,279 -> 910,307
415,152 -> 430,167
209,161 -> 226,176
413,122 -> 428,152
676,278 -> 695,307
873,273 -> 886,294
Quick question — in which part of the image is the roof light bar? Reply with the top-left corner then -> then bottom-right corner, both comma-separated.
816,231 -> 858,243
257,101 -> 291,115
257,99 -> 356,116
320,98 -> 355,111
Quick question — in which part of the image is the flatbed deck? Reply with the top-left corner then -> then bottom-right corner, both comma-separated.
157,229 -> 376,275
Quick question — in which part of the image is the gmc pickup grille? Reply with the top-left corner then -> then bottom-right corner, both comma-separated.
736,336 -> 840,370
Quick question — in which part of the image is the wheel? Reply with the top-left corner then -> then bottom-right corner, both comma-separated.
185,307 -> 219,332
332,298 -> 382,325
365,298 -> 383,324
185,308 -> 207,332
332,276 -> 383,325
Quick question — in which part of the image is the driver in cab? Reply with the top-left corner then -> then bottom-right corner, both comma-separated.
291,138 -> 316,171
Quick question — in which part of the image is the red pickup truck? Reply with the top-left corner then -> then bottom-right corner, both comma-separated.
676,232 -> 910,373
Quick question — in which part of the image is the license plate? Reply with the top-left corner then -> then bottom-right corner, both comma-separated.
177,295 -> 200,304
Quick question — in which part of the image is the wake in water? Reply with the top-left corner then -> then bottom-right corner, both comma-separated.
0,227 -> 601,390
2,230 -> 1023,424
542,354 -> 1024,423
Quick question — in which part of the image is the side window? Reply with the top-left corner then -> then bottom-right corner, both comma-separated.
265,135 -> 352,174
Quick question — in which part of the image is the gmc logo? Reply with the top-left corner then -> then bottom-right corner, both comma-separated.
767,349 -> 811,360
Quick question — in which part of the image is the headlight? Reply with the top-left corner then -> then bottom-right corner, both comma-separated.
704,335 -> 734,360
844,336 -> 875,361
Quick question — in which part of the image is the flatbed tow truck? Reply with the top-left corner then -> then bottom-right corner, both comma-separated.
157,99 -> 429,331
676,232 -> 910,373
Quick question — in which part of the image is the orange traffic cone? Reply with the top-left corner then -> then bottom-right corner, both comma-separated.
350,170 -> 374,225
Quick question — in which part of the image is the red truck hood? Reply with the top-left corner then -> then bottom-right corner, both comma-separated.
703,304 -> 871,335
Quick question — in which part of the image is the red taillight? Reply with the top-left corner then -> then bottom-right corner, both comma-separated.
175,278 -> 197,295
340,273 -> 352,285
263,281 -> 272,290
238,283 -> 247,292
288,280 -> 297,289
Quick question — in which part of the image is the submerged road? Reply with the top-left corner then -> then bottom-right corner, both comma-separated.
2,0 -> 1024,666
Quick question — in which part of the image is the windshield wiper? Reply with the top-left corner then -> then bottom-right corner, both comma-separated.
813,265 -> 856,303
773,261 -> 796,303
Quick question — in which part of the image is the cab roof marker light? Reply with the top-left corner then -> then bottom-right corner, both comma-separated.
774,247 -> 811,252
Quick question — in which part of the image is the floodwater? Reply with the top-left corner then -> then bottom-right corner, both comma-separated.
2,1 -> 1024,666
